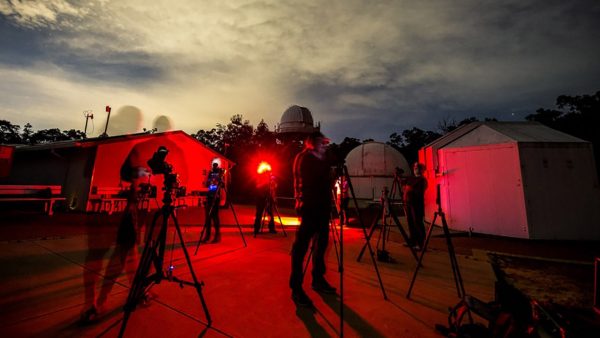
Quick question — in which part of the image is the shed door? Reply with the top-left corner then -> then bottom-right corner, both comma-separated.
442,145 -> 528,238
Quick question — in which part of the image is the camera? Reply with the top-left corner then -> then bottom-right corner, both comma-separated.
147,146 -> 173,175
147,146 -> 180,192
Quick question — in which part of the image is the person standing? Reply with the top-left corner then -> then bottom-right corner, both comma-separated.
335,175 -> 349,226
290,131 -> 336,307
80,152 -> 147,323
201,162 -> 223,243
253,169 -> 276,234
402,162 -> 427,249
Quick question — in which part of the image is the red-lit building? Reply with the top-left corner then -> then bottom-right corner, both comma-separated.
0,131 -> 233,212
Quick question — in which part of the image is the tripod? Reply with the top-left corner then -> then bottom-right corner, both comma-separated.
194,182 -> 247,254
341,164 -> 388,300
407,184 -> 466,299
254,180 -> 287,236
356,186 -> 419,264
119,176 -> 211,337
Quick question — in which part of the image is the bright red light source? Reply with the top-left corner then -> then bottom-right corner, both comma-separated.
257,161 -> 272,174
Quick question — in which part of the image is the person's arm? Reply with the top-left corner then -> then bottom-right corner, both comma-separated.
293,152 -> 304,212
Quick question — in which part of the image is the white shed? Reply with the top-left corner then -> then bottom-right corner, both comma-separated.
419,121 -> 600,239
345,142 -> 410,201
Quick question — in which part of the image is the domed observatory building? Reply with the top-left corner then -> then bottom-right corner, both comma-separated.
275,105 -> 320,139
345,142 -> 410,204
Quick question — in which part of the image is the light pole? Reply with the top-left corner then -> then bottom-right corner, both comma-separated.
100,105 -> 111,137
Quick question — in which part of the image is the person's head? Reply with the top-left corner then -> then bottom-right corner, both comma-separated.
305,131 -> 330,157
413,162 -> 425,176
211,162 -> 220,172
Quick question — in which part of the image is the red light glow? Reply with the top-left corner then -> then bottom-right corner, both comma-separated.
257,161 -> 272,174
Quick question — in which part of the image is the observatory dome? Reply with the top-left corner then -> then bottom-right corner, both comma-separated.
346,142 -> 410,176
344,142 -> 411,200
276,105 -> 320,134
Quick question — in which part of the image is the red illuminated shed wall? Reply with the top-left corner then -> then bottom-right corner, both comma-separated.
86,131 -> 232,211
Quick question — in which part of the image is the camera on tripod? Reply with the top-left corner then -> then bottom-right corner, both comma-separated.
147,146 -> 179,191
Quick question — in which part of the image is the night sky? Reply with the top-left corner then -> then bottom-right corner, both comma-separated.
1,0 -> 599,142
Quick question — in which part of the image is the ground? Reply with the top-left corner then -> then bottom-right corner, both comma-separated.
0,204 -> 598,337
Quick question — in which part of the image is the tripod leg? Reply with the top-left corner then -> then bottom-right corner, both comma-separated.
258,205 -> 266,236
440,213 -> 466,299
154,211 -> 170,276
344,165 -> 387,300
329,219 -> 341,270
302,240 -> 315,281
170,211 -> 212,325
388,208 -> 419,262
194,228 -> 204,256
226,200 -> 247,247
356,204 -> 381,262
120,239 -> 155,338
406,212 -> 438,298
119,209 -> 163,337
376,210 -> 386,253
195,200 -> 213,255
272,204 -> 287,237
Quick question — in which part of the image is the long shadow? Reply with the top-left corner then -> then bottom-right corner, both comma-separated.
295,305 -> 331,338
317,293 -> 385,338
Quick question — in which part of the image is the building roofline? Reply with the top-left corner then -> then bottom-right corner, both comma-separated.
13,130 -> 233,164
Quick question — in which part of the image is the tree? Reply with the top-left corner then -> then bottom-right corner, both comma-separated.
29,128 -> 70,144
328,137 -> 361,165
388,128 -> 441,165
527,90 -> 600,177
0,120 -> 22,144
218,114 -> 254,157
251,119 -> 276,148
63,129 -> 86,140
21,123 -> 33,144
193,128 -> 221,152
437,117 -> 480,134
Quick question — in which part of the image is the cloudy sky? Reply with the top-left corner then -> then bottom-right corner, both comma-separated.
1,0 -> 599,142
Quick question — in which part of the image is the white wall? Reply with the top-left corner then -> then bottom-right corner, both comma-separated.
347,176 -> 399,201
519,143 -> 600,239
439,143 -> 529,238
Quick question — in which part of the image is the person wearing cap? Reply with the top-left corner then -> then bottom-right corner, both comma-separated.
289,131 -> 336,307
201,162 -> 223,243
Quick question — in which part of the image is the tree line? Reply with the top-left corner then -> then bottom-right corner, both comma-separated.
0,121 -> 86,145
1,90 -> 598,201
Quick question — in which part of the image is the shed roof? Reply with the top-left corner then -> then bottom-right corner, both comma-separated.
428,121 -> 587,150
481,121 -> 587,143
423,121 -> 589,173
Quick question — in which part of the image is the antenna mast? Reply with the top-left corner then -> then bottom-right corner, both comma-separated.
83,110 -> 94,138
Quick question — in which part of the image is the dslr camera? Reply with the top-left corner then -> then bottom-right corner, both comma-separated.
147,146 -> 172,175
147,146 -> 179,190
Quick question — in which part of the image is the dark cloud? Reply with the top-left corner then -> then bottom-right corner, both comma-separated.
0,0 -> 599,141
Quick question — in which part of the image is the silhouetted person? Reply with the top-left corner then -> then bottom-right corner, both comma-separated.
290,131 -> 336,307
335,175 -> 349,225
201,162 -> 222,243
402,162 -> 427,249
253,170 -> 276,234
80,152 -> 147,323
